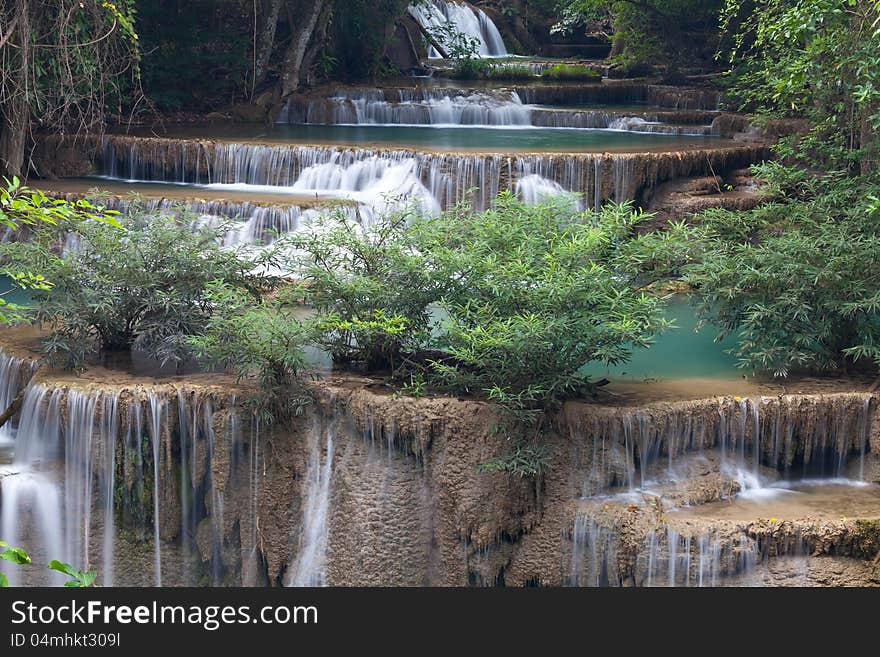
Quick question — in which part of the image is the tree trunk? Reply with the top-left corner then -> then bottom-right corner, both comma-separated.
299,1 -> 332,88
410,16 -> 449,59
0,98 -> 27,179
279,0 -> 326,101
0,0 -> 30,179
254,0 -> 283,89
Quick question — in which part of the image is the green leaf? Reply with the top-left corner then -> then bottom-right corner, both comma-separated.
0,547 -> 31,565
48,560 -> 78,578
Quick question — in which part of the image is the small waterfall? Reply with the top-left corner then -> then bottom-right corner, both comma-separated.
608,116 -> 714,136
78,196 -> 322,245
1,387 -> 63,586
571,515 -> 767,587
63,391 -> 99,578
287,415 -> 335,587
408,1 -> 508,58
0,351 -> 38,448
280,88 -> 719,132
285,89 -> 532,127
0,378 -> 205,587
613,158 -> 635,203
148,394 -> 166,586
176,391 -> 194,585
573,394 -> 875,496
99,395 -> 118,586
515,174 -> 581,211
0,472 -> 65,586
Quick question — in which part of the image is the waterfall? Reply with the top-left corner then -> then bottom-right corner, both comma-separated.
0,351 -> 37,448
285,89 -> 532,127
0,375 -> 198,587
96,135 -> 767,215
515,174 -> 581,211
148,394 -> 166,586
279,88 -> 718,132
569,515 -> 780,587
408,1 -> 507,58
573,394 -> 875,496
613,158 -> 635,203
176,391 -> 194,585
71,195 -> 339,245
63,391 -> 99,579
99,395 -> 118,586
287,415 -> 335,587
1,387 -> 68,586
608,116 -> 714,136
568,514 -> 836,588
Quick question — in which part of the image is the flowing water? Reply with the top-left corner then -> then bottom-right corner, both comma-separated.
0,346 -> 875,587
408,0 -> 508,58
277,87 -> 717,135
287,414 -> 336,587
92,133 -> 754,218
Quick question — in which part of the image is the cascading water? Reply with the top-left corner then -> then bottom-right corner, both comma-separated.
63,194 -> 367,246
515,174 -> 582,211
148,394 -> 166,586
0,366 -> 237,587
408,1 -> 507,58
99,395 -> 118,586
0,386 -> 65,586
574,394 -> 874,496
279,87 -> 719,133
607,116 -> 714,136
0,351 -> 37,450
569,506 -> 840,587
567,393 -> 878,587
287,414 -> 335,587
94,135 -> 765,216
287,89 -> 532,127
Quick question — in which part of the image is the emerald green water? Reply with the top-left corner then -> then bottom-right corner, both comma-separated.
0,275 -> 32,308
588,296 -> 742,380
132,124 -> 726,153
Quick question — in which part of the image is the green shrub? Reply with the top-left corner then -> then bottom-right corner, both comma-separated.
420,194 -> 680,413
282,207 -> 446,372
541,64 -> 603,82
685,168 -> 880,377
189,283 -> 313,424
450,58 -> 493,80
0,200 -> 267,368
0,177 -> 118,324
486,64 -> 537,81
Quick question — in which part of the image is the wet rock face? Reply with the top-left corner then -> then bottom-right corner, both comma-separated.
225,388 -> 878,586
644,171 -> 764,229
568,502 -> 880,588
28,134 -> 93,179
1,344 -> 877,587
710,113 -> 811,143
